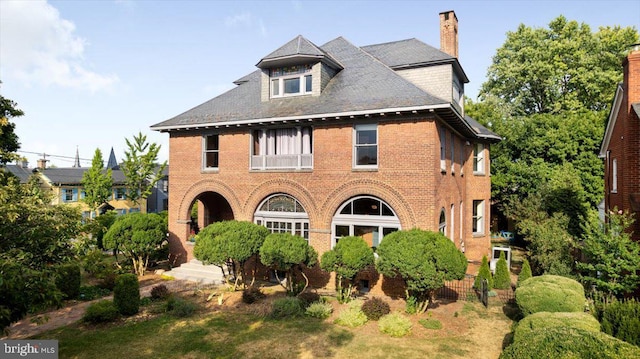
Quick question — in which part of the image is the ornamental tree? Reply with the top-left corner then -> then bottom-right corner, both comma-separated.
120,132 -> 167,205
577,209 -> 640,298
260,233 -> 318,295
0,92 -> 24,164
81,148 -> 113,216
193,220 -> 269,289
103,212 -> 167,276
376,229 -> 467,313
320,236 -> 374,303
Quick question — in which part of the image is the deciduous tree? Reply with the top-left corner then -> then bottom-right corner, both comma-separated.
120,132 -> 167,205
260,233 -> 317,295
0,92 -> 23,164
81,148 -> 113,215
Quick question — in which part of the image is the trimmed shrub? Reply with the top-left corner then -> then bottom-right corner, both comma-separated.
113,274 -> 140,316
474,255 -> 493,290
514,312 -> 600,342
305,302 -> 333,319
517,259 -> 532,286
97,270 -> 117,291
297,291 -> 321,308
242,287 -> 266,304
405,295 -> 418,315
55,263 -> 81,299
493,252 -> 511,289
500,327 -> 640,359
270,297 -> 304,319
79,285 -> 111,301
167,297 -> 197,318
335,301 -> 368,328
600,298 -> 640,346
378,313 -> 412,337
515,275 -> 585,316
362,297 -> 391,321
150,284 -> 170,300
419,318 -> 443,330
83,300 -> 119,323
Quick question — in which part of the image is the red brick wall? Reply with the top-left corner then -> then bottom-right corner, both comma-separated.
605,50 -> 640,242
165,115 -> 493,292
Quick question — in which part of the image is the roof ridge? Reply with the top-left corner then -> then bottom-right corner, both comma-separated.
362,37 -> 418,48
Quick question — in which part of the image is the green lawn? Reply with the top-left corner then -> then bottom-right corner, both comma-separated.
35,298 -> 513,359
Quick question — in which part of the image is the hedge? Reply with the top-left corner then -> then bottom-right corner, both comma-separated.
515,275 -> 585,316
500,327 -> 640,359
513,312 -> 600,342
113,274 -> 140,316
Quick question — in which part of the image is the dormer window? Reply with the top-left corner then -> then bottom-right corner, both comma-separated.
270,65 -> 313,98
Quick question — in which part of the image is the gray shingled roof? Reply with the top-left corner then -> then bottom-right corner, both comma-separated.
39,167 -> 127,185
464,116 -> 501,141
152,37 -> 446,129
3,165 -> 34,184
256,35 -> 343,69
632,102 -> 640,118
362,38 -> 468,82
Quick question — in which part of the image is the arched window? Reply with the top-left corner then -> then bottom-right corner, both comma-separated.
331,196 -> 400,248
439,209 -> 446,234
254,194 -> 309,239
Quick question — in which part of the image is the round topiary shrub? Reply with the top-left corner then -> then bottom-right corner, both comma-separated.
242,286 -> 266,304
362,297 -> 391,321
378,312 -> 412,337
297,291 -> 321,308
515,275 -> 585,316
334,300 -> 368,328
150,284 -> 170,300
500,327 -> 640,359
270,297 -> 304,319
305,302 -> 333,319
113,274 -> 140,316
55,263 -> 81,299
514,312 -> 600,342
83,300 -> 119,323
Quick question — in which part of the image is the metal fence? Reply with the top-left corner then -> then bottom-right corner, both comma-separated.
436,274 -> 515,305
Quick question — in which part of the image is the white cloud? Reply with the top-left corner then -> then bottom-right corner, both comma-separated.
0,0 -> 118,92
224,12 -> 267,37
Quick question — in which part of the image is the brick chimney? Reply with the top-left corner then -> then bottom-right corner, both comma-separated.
624,44 -> 640,111
439,10 -> 458,58
37,158 -> 48,170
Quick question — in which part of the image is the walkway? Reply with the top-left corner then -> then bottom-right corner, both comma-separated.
2,279 -> 199,340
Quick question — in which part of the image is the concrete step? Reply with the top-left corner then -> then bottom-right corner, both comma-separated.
164,260 -> 227,285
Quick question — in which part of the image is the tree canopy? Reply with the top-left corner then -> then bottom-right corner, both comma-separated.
0,93 -> 24,164
82,148 -> 113,213
260,233 -> 318,295
480,16 -> 638,115
193,220 -> 270,289
376,229 -> 467,313
320,236 -> 374,303
120,132 -> 167,205
103,212 -> 167,276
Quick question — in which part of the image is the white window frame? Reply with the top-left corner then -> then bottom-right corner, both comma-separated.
254,194 -> 310,240
331,196 -> 400,248
63,188 -> 74,202
270,68 -> 312,98
450,133 -> 455,173
450,204 -> 455,241
440,128 -> 446,172
472,200 -> 485,235
612,158 -> 618,193
439,208 -> 446,234
251,127 -> 313,170
473,143 -> 485,175
203,134 -> 219,171
353,124 -> 378,169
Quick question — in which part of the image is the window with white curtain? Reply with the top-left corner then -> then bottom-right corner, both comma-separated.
251,127 -> 313,170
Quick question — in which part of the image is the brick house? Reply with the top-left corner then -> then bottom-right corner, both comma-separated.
151,10 -> 500,283
600,45 -> 640,242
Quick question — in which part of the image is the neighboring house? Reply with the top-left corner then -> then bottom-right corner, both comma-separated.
151,10 -> 500,280
3,160 -> 34,184
600,44 -> 640,242
147,165 -> 169,213
34,164 -> 146,218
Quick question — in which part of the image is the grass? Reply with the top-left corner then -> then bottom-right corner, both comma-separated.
33,298 -> 513,359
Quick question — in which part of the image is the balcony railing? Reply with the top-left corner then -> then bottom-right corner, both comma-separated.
251,154 -> 313,170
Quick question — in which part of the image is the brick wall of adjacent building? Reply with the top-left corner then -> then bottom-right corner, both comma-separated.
166,114 -> 493,292
605,49 -> 640,242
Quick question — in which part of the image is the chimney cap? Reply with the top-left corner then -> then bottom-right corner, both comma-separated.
439,10 -> 458,19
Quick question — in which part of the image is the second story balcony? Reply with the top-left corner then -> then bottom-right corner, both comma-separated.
251,153 -> 313,170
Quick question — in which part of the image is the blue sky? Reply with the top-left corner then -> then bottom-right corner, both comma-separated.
1,0 -> 638,167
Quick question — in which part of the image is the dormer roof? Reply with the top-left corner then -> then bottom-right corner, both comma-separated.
256,35 -> 343,70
